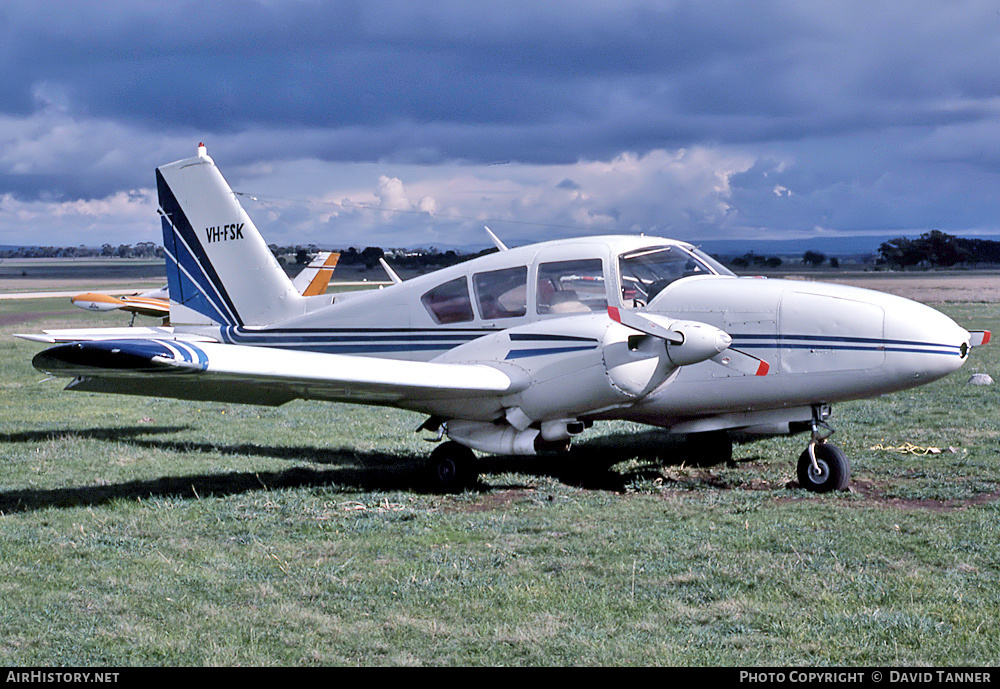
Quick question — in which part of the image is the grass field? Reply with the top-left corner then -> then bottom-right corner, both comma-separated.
0,266 -> 998,666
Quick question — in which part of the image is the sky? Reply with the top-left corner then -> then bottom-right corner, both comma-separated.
2,0 -> 1000,252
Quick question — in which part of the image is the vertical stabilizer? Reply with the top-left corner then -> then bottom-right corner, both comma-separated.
157,144 -> 306,326
291,251 -> 340,296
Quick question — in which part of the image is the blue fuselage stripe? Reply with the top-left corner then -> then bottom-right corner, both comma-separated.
203,327 -> 958,359
731,334 -> 962,356
219,327 -> 491,355
505,345 -> 598,360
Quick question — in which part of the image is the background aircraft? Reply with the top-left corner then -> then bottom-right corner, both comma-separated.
69,251 -> 339,324
21,145 -> 989,493
70,284 -> 171,321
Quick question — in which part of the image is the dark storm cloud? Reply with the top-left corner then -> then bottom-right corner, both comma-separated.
2,0 -> 1000,245
11,1 -> 969,156
5,2 -> 998,153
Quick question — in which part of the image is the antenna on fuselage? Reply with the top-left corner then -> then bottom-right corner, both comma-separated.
378,257 -> 403,285
485,225 -> 508,251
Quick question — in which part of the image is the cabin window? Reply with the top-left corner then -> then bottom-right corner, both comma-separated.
619,246 -> 730,307
536,259 -> 606,314
421,277 -> 474,324
473,266 -> 527,319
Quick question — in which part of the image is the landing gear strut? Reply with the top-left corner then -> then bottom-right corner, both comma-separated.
796,405 -> 851,493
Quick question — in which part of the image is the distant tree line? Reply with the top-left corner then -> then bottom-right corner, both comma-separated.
11,231 -> 1000,272
728,252 -> 844,270
1,242 -> 164,259
876,230 -> 1000,269
268,244 -> 499,270
0,241 -> 490,270
728,253 -> 784,269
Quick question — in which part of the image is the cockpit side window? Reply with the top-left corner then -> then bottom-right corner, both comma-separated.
421,276 -> 474,324
473,266 -> 527,319
536,259 -> 606,314
619,246 -> 729,307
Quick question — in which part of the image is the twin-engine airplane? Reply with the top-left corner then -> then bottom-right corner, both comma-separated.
20,145 -> 989,492
71,284 -> 171,321
70,251 -> 340,323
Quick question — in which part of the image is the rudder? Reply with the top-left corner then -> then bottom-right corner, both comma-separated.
157,144 -> 306,326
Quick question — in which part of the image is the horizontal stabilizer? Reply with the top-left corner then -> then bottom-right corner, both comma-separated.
15,326 -> 184,344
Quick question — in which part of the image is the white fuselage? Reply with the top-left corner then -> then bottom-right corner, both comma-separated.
172,235 -> 971,434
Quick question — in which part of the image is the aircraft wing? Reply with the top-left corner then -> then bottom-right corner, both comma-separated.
31,339 -> 518,407
117,296 -> 171,318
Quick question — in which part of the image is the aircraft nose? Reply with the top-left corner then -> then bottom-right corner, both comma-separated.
882,295 -> 971,383
774,280 -> 971,395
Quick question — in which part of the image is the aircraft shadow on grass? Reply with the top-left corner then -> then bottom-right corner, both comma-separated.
0,425 -> 752,513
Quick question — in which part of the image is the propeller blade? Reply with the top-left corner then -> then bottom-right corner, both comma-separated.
710,348 -> 770,376
607,306 -> 684,344
610,306 -> 770,375
970,330 -> 991,347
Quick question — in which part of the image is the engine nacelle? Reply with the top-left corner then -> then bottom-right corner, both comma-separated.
446,419 -> 541,455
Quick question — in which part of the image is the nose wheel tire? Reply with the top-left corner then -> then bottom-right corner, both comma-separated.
426,441 -> 478,492
797,442 -> 851,493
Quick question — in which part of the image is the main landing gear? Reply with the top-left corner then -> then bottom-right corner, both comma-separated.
425,441 -> 478,493
796,405 -> 851,493
422,405 -> 854,494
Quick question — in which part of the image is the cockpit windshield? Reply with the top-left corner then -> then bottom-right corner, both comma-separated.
619,245 -> 733,307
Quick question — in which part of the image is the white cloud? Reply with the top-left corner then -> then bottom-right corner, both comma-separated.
232,146 -> 760,249
0,188 -> 158,246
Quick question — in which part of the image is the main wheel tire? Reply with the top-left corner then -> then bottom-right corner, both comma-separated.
797,442 -> 851,493
426,442 -> 477,492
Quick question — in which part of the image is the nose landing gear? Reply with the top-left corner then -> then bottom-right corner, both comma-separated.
796,405 -> 851,493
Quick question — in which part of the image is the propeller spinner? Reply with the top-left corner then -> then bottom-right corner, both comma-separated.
608,306 -> 769,376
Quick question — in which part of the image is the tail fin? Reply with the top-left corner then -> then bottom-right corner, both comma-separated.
291,251 -> 340,296
156,144 -> 306,326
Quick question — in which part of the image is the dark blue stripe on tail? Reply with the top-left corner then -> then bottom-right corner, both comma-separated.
156,169 -> 243,326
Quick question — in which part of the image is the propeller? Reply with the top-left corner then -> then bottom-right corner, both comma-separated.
608,306 -> 769,376
970,330 -> 991,347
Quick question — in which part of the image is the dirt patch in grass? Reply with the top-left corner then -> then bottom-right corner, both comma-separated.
842,479 -> 1000,511
439,489 -> 536,514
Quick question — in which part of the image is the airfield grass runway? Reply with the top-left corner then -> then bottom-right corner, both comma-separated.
1,262 -> 999,666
